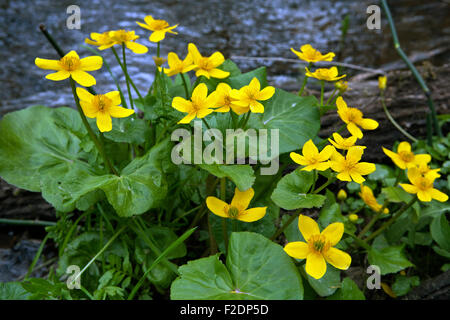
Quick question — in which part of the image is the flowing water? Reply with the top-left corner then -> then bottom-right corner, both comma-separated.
0,0 -> 449,114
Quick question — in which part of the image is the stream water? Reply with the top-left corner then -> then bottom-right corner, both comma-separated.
1,0 -> 449,114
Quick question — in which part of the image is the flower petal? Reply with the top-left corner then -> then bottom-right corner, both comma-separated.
255,86 -> 275,101
284,242 -> 310,259
231,187 -> 254,211
149,30 -> 166,42
80,56 -> 103,71
96,112 -> 112,132
208,68 -> 230,79
80,100 -> 98,118
324,247 -> 351,270
290,152 -> 308,166
172,97 -> 192,113
305,252 -> 327,279
206,196 -> 229,218
70,70 -> 96,87
238,207 -> 267,222
360,118 -> 379,130
302,139 -> 319,157
347,123 -> 362,139
35,58 -> 61,70
109,106 -> 134,118
298,214 -> 320,242
177,112 -> 196,124
76,87 -> 94,102
104,91 -> 121,106
45,70 -> 70,81
321,222 -> 344,246
429,188 -> 449,202
125,41 -> 148,54
208,52 -> 225,67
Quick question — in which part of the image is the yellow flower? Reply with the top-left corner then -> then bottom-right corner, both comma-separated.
107,30 -> 148,54
164,52 -> 195,77
206,187 -> 267,222
348,214 -> 359,223
230,77 -> 275,113
328,132 -> 361,150
284,215 -> 351,279
35,50 -> 102,87
382,142 -> 431,170
359,184 -> 389,214
153,56 -> 167,68
85,32 -> 115,50
136,15 -> 178,43
305,66 -> 346,82
335,80 -> 349,94
213,83 -> 243,114
400,168 -> 448,202
172,83 -> 218,124
188,43 -> 230,79
76,87 -> 134,132
416,162 -> 441,179
378,76 -> 387,91
290,139 -> 335,171
336,96 -> 379,139
337,189 -> 347,201
329,146 -> 376,184
290,44 -> 335,63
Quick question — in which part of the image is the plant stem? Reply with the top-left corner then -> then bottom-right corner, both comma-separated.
313,176 -> 335,194
381,0 -> 442,138
69,78 -> 118,175
270,211 -> 298,241
240,112 -> 252,129
202,117 -> 212,130
25,233 -> 50,280
70,225 -> 127,286
0,218 -> 56,227
122,44 -> 134,109
320,80 -> 325,106
365,197 -> 418,243
180,73 -> 190,98
298,62 -> 312,96
345,231 -> 371,250
39,24 -> 65,57
325,88 -> 338,106
380,93 -> 417,142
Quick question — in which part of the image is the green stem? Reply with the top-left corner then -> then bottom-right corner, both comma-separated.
298,62 -> 312,96
381,93 -> 417,142
313,176 -> 335,194
345,231 -> 371,250
0,218 -> 55,227
25,233 -> 50,280
365,197 -> 418,243
70,225 -> 127,286
240,112 -> 252,129
325,88 -> 338,106
69,78 -> 118,175
320,80 -> 325,106
180,73 -> 190,98
381,0 -> 442,138
39,24 -> 65,57
156,42 -> 161,58
122,44 -> 134,109
202,117 -> 212,130
270,211 -> 298,241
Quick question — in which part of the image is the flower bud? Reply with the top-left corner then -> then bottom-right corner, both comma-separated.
348,214 -> 358,223
378,76 -> 387,91
152,56 -> 167,67
337,189 -> 347,201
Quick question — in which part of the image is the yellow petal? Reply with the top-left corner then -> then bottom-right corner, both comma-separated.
336,172 -> 352,182
284,242 -> 310,259
104,91 -> 121,106
192,83 -> 208,102
238,207 -> 267,222
302,139 -> 319,157
109,106 -> 134,118
45,70 -> 70,81
400,183 -> 418,194
305,252 -> 327,279
429,188 -> 449,202
125,41 -> 148,54
196,108 -> 214,118
196,69 -> 211,79
347,146 -> 364,162
397,141 -> 411,153
206,196 -> 229,218
347,123 -> 363,139
80,100 -> 98,118
350,172 -> 366,184
76,87 -> 94,102
149,30 -> 166,43
417,190 -> 432,202
80,56 -> 103,71
172,97 -> 193,113
317,145 -> 335,161
248,77 -> 261,92
336,96 -> 348,111
96,112 -> 112,132
290,152 -> 308,166
360,118 -> 379,130
208,52 -> 225,67
178,112 -> 196,124
320,222 -> 344,246
144,15 -> 155,26
188,43 -> 202,63
298,215 -> 320,241
354,162 -> 376,175
249,101 -> 264,113
208,68 -> 230,79
64,50 -> 80,60
414,154 -> 432,165
231,187 -> 254,211
324,247 -> 351,270
255,86 -> 275,101
136,20 -> 152,31
70,70 -> 96,87
35,58 -> 61,70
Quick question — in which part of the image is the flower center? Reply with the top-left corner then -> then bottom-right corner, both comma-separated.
347,108 -> 362,123
228,206 -> 239,218
308,235 -> 330,253
60,56 -> 80,71
93,95 -> 112,112
151,20 -> 169,31
399,151 -> 414,162
198,57 -> 213,70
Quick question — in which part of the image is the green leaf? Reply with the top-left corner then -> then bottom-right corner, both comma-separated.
328,278 -> 365,300
301,265 -> 340,297
382,186 -> 413,203
171,232 -> 304,300
271,169 -> 326,210
392,275 -> 420,297
0,282 -> 30,300
367,245 -> 414,275
260,90 -> 320,156
199,164 -> 255,191
430,211 -> 450,251
103,117 -> 150,144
